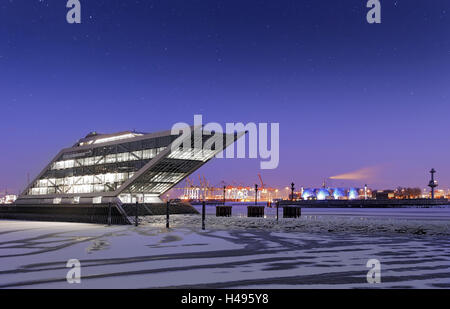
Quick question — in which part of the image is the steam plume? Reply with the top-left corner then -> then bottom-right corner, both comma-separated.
329,166 -> 379,181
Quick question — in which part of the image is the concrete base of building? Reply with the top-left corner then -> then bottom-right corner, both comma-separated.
0,202 -> 199,225
0,204 -> 130,225
122,202 -> 199,216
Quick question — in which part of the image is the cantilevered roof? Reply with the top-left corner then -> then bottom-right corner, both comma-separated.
75,131 -> 145,147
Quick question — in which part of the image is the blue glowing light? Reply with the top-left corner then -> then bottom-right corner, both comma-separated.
333,188 -> 345,199
316,188 -> 330,200
302,189 -> 315,200
348,188 -> 359,200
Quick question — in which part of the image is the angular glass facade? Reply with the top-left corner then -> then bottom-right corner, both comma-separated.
27,137 -> 171,196
18,129 -> 240,205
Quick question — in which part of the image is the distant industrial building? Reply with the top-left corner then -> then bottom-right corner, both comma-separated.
300,187 -> 369,200
372,190 -> 395,200
178,174 -> 279,203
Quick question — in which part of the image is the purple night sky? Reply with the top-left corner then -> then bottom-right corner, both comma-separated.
1,0 -> 450,194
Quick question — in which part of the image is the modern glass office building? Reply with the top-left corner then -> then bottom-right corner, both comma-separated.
10,127 -> 242,223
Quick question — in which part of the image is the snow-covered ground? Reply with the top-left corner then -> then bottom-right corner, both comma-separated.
0,208 -> 449,289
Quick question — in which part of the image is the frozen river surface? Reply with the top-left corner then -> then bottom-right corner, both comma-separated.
0,209 -> 449,289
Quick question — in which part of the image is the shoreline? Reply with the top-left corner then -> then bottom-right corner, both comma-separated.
141,213 -> 450,237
